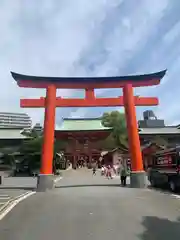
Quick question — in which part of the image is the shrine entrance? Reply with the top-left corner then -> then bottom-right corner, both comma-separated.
11,70 -> 166,191
76,153 -> 88,168
74,152 -> 102,169
55,118 -> 112,170
75,153 -> 99,169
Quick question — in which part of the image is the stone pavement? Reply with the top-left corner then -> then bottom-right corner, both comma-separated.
0,177 -> 37,215
1,177 -> 37,189
1,168 -> 180,240
0,173 -> 65,213
112,174 -> 150,185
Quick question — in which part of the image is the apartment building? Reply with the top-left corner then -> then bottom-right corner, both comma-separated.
0,112 -> 32,129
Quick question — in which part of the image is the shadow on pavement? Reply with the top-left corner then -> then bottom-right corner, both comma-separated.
55,184 -> 130,188
140,216 -> 180,240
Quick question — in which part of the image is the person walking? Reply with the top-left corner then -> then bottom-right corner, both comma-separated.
101,165 -> 105,176
92,166 -> 96,176
120,165 -> 130,186
106,164 -> 113,179
92,161 -> 97,176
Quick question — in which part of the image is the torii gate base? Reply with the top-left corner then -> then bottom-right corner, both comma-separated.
37,174 -> 54,192
11,70 -> 166,191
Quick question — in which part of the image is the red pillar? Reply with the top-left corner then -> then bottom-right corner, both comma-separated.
41,84 -> 56,174
123,84 -> 144,173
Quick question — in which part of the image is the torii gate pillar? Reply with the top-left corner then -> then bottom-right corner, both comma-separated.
123,84 -> 145,187
37,85 -> 56,191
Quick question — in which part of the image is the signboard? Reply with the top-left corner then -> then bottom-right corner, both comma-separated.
156,155 -> 172,165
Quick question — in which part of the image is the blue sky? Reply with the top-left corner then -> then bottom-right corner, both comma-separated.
1,0 -> 180,127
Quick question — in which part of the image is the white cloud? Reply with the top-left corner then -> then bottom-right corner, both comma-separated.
1,0 -> 180,126
0,0 -> 113,123
69,108 -> 88,119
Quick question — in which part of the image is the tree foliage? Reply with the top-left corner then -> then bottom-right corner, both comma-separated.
96,134 -> 116,150
19,137 -> 43,154
19,137 -> 67,156
18,129 -> 68,170
101,111 -> 128,147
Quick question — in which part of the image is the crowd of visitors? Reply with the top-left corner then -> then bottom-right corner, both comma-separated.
74,157 -> 131,186
92,160 -> 131,186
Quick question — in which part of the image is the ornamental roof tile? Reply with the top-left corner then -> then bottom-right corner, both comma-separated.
56,118 -> 112,131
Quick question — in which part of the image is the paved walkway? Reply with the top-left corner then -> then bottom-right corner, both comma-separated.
0,177 -> 36,215
1,177 -> 37,189
0,169 -> 180,240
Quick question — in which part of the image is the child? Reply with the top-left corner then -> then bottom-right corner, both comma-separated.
106,165 -> 113,179
92,165 -> 96,176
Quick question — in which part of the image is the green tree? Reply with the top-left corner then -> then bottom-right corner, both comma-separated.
19,137 -> 43,155
96,134 -> 116,150
0,148 -> 21,167
20,137 -> 67,156
101,111 -> 128,147
19,135 -> 67,171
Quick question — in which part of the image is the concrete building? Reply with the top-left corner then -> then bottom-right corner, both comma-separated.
0,112 -> 32,129
33,123 -> 43,133
138,110 -> 180,147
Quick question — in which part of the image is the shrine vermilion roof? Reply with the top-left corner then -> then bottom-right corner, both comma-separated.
56,118 -> 111,132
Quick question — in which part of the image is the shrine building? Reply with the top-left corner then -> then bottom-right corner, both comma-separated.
55,118 -> 112,168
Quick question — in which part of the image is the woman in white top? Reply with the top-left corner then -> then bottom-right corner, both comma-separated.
101,166 -> 105,176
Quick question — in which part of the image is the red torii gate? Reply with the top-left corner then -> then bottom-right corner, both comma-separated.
11,70 -> 166,191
